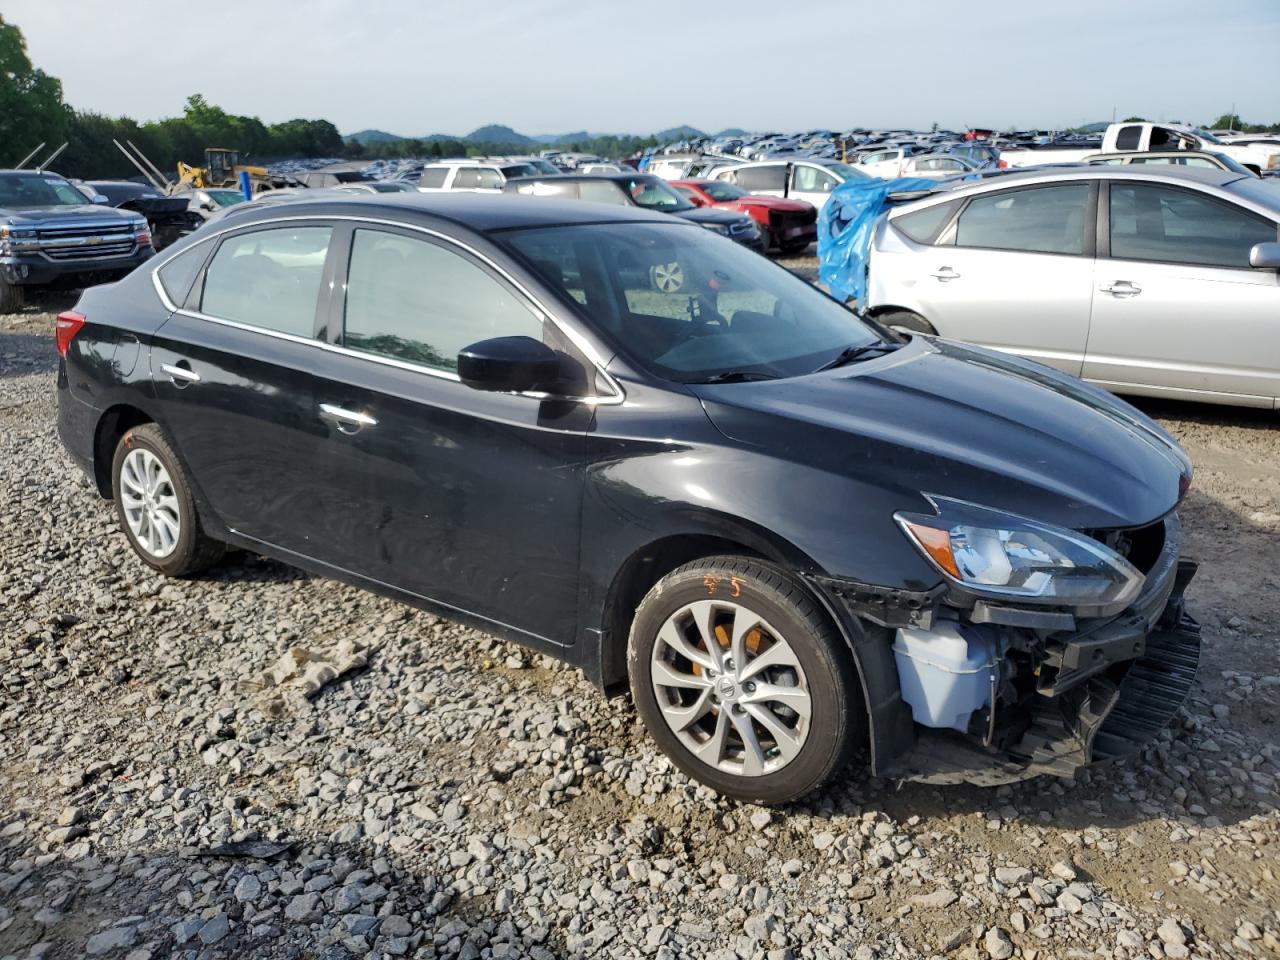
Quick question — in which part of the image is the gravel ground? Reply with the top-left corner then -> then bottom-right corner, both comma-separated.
1,286 -> 1277,960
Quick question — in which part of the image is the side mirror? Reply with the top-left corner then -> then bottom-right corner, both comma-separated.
458,336 -> 562,394
687,194 -> 707,206
1249,241 -> 1280,269
200,202 -> 215,211
92,194 -> 110,205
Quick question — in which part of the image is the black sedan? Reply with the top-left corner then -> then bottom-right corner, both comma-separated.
56,193 -> 1200,803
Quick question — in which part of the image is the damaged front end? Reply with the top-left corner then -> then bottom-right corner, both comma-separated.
814,508 -> 1201,787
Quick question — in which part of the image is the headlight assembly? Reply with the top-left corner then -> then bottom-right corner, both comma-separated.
895,495 -> 1144,608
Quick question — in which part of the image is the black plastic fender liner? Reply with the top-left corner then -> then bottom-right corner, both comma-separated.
805,576 -> 916,776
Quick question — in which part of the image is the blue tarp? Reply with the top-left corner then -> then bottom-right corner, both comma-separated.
816,177 -> 938,305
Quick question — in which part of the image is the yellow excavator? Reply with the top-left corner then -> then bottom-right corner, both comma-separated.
175,148 -> 286,192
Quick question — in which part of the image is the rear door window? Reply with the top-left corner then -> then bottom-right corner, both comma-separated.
734,165 -> 787,191
419,167 -> 448,188
201,226 -> 333,336
1108,183 -> 1276,268
955,184 -> 1090,255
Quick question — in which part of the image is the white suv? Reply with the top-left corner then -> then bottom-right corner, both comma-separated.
418,160 -> 542,193
708,158 -> 870,211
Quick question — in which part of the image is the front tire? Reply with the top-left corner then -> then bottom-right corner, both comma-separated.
0,279 -> 24,313
111,423 -> 224,576
628,557 -> 861,804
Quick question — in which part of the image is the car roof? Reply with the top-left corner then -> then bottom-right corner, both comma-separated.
887,165 -> 1277,217
216,191 -> 679,232
510,172 -> 647,183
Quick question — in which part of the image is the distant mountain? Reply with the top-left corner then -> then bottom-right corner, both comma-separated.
342,123 -> 708,148
653,125 -> 706,141
346,129 -> 404,145
715,127 -> 747,137
464,124 -> 533,145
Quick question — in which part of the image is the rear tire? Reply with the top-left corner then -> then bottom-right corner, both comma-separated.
878,310 -> 936,336
781,239 -> 811,256
0,280 -> 24,313
628,556 -> 862,804
111,422 -> 224,576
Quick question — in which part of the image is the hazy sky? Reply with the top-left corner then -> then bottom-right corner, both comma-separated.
8,0 -> 1279,135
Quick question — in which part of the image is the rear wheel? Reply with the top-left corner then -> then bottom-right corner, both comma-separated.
111,423 -> 224,576
781,239 -> 811,255
628,557 -> 862,804
878,310 -> 936,336
0,280 -> 24,313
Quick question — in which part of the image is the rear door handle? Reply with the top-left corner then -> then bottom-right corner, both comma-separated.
1099,281 -> 1141,297
319,403 -> 377,435
931,267 -> 960,281
160,362 -> 201,385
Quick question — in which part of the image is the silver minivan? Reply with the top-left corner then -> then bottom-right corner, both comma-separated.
866,167 -> 1280,409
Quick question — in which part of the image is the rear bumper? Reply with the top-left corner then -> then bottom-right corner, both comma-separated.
56,359 -> 100,483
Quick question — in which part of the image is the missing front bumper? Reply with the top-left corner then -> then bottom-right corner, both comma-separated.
880,559 -> 1201,786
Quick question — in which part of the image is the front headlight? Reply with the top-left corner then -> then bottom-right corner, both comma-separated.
702,222 -> 731,236
895,495 -> 1144,608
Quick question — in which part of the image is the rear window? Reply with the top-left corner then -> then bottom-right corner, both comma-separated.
893,200 -> 961,244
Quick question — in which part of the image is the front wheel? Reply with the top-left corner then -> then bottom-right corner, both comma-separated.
0,279 -> 24,313
111,422 -> 224,576
628,557 -> 862,804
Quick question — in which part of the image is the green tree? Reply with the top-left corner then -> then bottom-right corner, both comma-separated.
0,15 -> 70,165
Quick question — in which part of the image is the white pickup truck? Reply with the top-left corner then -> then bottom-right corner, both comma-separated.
1000,122 -> 1280,175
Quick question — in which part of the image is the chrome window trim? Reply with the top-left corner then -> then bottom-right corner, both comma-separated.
149,213 -> 625,406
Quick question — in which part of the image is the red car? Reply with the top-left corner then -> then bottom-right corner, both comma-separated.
671,179 -> 817,254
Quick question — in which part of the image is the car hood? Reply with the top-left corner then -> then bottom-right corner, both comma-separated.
724,197 -> 813,213
694,337 -> 1191,530
673,207 -> 749,226
1,204 -> 144,225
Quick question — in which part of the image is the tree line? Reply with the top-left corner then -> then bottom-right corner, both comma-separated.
1,16 -> 346,180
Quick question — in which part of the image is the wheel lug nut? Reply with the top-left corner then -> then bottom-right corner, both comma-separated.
744,682 -> 756,693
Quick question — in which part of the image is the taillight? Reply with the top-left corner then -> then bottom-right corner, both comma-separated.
998,159 -> 1008,169
56,311 -> 86,357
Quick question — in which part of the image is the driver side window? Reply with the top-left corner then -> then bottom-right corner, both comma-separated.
342,229 -> 544,372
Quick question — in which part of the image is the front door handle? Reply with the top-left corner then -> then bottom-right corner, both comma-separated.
160,362 -> 201,386
1100,280 -> 1142,297
931,266 -> 961,281
319,403 -> 377,435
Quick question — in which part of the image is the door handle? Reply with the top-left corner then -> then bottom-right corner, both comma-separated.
931,267 -> 960,281
1099,281 -> 1141,297
160,362 -> 201,386
319,403 -> 377,435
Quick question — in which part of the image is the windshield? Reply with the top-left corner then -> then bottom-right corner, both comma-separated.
1194,129 -> 1224,144
502,222 -> 878,382
626,177 -> 695,211
827,162 -> 869,181
206,190 -> 245,207
0,173 -> 89,209
502,164 -> 540,179
702,181 -> 747,202
530,159 -> 561,174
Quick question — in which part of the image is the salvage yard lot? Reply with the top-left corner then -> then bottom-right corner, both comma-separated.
1,286 -> 1277,960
